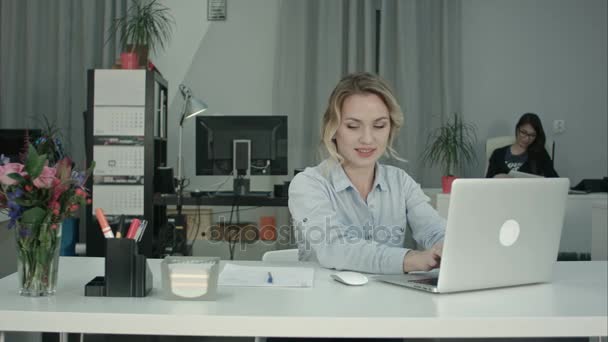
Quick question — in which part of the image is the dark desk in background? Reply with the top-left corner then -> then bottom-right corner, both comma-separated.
153,192 -> 288,207
153,192 -> 290,257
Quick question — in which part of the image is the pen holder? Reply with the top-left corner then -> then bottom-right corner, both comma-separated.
160,256 -> 219,301
85,239 -> 153,297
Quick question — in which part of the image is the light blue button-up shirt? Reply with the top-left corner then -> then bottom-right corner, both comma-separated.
288,159 -> 445,274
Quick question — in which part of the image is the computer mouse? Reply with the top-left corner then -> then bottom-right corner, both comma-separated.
330,271 -> 369,286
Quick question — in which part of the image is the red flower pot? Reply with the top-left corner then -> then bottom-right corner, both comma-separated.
442,175 -> 457,193
120,52 -> 139,69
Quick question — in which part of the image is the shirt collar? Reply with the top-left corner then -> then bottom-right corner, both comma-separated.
327,160 -> 388,193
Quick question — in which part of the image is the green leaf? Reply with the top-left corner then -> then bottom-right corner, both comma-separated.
20,207 -> 47,226
420,113 -> 478,176
25,144 -> 47,179
15,198 -> 45,207
8,173 -> 26,184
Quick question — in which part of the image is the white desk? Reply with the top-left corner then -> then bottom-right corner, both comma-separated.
0,257 -> 606,339
437,193 -> 608,255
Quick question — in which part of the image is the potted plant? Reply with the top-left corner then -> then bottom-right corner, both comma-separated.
420,113 -> 478,193
109,0 -> 175,68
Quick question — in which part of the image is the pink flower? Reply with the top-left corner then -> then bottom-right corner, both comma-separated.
56,158 -> 72,181
32,166 -> 57,189
51,183 -> 68,202
0,163 -> 25,185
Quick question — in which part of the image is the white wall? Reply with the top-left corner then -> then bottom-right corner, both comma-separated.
151,0 -> 210,108
151,1 -> 285,240
154,0 -> 607,189
154,0 -> 281,192
461,0 -> 608,184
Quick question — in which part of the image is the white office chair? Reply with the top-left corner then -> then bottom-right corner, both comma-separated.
255,248 -> 299,342
261,248 -> 299,262
485,135 -> 554,175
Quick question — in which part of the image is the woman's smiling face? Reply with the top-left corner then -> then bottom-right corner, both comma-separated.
334,92 -> 390,170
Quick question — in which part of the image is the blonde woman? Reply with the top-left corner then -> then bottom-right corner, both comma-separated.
289,72 -> 445,274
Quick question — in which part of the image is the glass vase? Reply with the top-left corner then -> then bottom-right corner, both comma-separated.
14,222 -> 62,296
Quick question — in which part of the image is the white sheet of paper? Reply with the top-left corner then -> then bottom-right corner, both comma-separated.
219,264 -> 314,288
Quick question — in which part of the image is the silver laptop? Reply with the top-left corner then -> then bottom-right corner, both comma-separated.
376,178 -> 570,293
508,170 -> 542,178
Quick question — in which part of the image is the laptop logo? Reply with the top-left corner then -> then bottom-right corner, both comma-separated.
499,219 -> 520,247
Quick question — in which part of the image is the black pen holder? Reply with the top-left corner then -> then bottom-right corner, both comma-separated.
85,239 -> 153,297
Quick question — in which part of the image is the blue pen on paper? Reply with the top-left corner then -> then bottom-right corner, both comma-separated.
267,271 -> 273,284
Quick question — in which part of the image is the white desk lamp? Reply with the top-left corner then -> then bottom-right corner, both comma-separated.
176,84 -> 207,215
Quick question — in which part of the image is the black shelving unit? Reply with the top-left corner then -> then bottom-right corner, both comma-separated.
85,69 -> 168,257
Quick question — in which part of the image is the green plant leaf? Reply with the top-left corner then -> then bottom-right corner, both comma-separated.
108,0 -> 174,52
420,113 -> 478,176
25,144 -> 47,179
20,207 -> 47,226
8,173 -> 26,184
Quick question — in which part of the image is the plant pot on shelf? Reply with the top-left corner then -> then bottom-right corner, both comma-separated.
120,52 -> 138,69
441,175 -> 457,193
126,44 -> 149,68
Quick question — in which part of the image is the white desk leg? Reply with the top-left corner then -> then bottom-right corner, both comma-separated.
59,332 -> 68,342
0,331 -> 5,342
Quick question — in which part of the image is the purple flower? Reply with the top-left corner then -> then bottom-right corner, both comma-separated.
0,154 -> 9,165
8,189 -> 24,200
6,191 -> 24,229
72,170 -> 86,187
18,226 -> 31,238
7,205 -> 23,229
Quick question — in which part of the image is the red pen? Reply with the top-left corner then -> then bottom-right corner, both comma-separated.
95,208 -> 114,238
126,218 -> 141,239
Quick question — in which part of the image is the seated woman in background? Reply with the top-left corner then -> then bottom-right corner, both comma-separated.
288,72 -> 445,275
486,112 -> 559,178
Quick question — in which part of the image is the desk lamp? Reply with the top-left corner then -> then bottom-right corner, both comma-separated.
176,84 -> 208,216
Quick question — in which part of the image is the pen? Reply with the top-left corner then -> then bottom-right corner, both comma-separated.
95,208 -> 114,238
267,271 -> 273,284
136,220 -> 148,242
116,215 -> 125,239
126,218 -> 141,239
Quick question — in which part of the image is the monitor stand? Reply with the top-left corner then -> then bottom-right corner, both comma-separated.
233,177 -> 250,196
233,139 -> 251,195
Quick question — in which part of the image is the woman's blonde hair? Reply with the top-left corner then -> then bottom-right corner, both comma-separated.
321,72 -> 404,163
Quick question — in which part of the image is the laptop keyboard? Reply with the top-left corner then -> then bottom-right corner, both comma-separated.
410,278 -> 438,286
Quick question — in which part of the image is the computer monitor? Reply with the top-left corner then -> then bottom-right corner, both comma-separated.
195,115 -> 288,176
0,129 -> 42,162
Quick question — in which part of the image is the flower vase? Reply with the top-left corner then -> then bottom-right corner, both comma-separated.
14,222 -> 62,296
